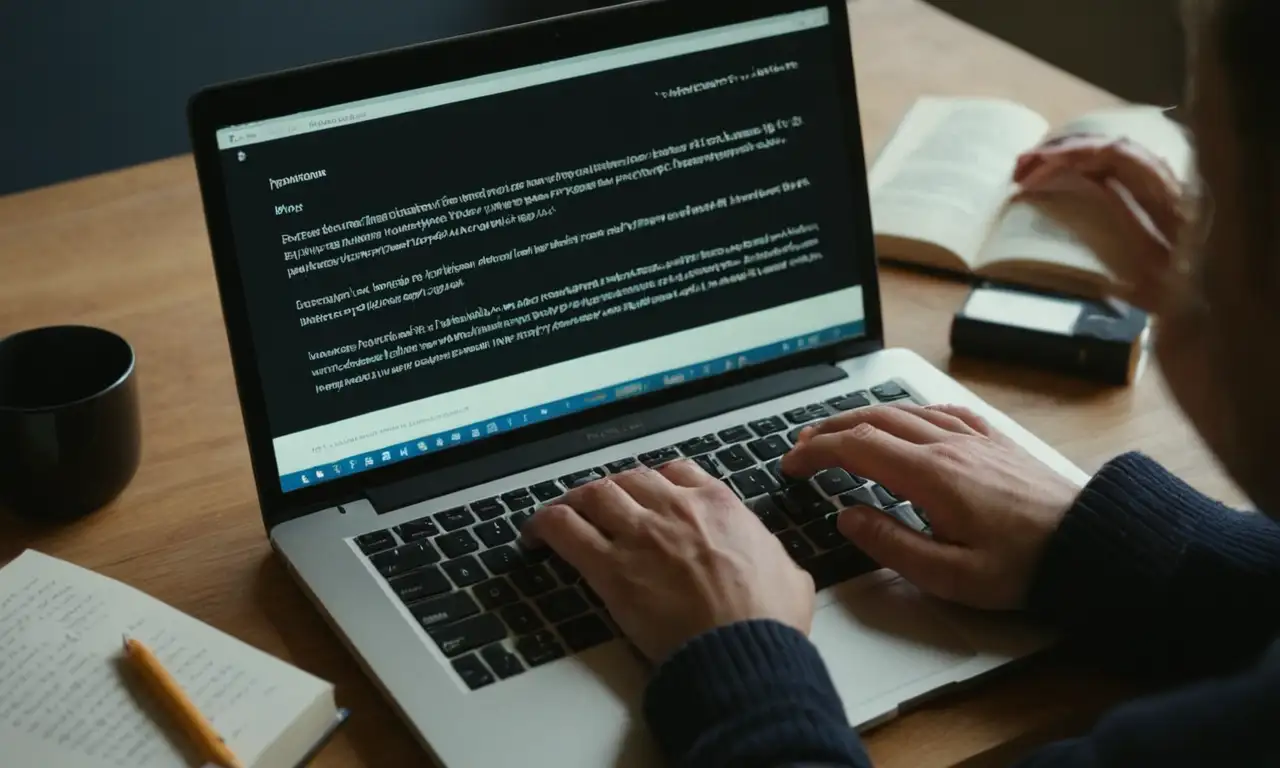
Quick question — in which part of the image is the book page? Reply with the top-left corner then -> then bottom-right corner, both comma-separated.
975,106 -> 1193,280
869,97 -> 1050,267
0,551 -> 331,768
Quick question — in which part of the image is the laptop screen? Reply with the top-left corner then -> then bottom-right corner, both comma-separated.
212,5 -> 868,492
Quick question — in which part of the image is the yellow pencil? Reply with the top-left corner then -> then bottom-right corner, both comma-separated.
123,636 -> 244,768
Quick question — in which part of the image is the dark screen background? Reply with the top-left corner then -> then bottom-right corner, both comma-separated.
218,23 -> 863,437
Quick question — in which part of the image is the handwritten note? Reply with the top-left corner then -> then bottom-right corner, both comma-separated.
0,551 -> 330,768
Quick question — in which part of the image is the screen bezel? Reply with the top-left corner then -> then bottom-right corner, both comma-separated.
187,0 -> 885,521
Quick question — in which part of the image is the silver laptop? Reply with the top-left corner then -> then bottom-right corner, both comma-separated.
188,0 -> 1081,764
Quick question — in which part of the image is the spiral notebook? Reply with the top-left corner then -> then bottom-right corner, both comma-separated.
0,550 -> 347,768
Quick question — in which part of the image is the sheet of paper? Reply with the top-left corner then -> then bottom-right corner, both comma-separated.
0,551 -> 328,768
869,97 -> 1050,264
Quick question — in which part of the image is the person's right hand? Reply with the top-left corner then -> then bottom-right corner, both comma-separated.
782,404 -> 1083,611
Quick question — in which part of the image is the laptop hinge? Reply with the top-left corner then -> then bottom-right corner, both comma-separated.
366,362 -> 848,513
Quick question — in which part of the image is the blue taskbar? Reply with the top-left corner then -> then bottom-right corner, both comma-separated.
279,320 -> 865,491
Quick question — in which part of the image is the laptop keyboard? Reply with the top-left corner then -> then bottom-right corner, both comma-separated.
352,380 -> 929,690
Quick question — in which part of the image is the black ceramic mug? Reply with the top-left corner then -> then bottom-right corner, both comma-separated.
0,326 -> 141,522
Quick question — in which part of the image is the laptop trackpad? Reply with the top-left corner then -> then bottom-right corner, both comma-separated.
812,575 -> 976,723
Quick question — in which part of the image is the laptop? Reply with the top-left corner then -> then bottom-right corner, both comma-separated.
188,0 -> 1084,764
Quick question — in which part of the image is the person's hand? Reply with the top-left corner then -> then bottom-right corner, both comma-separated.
782,404 -> 1082,611
524,461 -> 815,662
1014,133 -> 1227,458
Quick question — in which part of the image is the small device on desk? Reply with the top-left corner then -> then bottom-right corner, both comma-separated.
951,282 -> 1150,385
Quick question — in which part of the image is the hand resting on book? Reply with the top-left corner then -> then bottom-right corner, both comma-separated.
1013,132 -> 1227,460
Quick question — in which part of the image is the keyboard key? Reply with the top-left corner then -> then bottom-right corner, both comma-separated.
509,509 -> 536,531
355,530 -> 396,555
429,613 -> 507,658
411,591 -> 480,629
784,407 -> 815,425
502,490 -> 536,510
509,564 -> 557,597
396,517 -> 440,541
639,447 -> 681,467
581,583 -> 605,607
481,644 -> 525,680
747,435 -> 790,462
800,545 -> 878,590
786,426 -> 807,445
805,403 -> 832,420
748,495 -> 790,533
560,468 -> 605,489
517,541 -> 553,564
548,555 -> 580,584
715,444 -> 755,472
475,518 -> 518,548
765,459 -> 805,487
442,556 -> 487,587
801,516 -> 846,550
872,485 -> 899,507
499,602 -> 544,634
530,481 -> 563,502
777,530 -> 815,561
537,587 -> 590,622
436,530 -> 480,559
885,503 -> 929,532
475,577 -> 520,610
717,425 -> 753,443
693,454 -> 723,479
557,614 -> 615,652
828,392 -> 872,411
452,654 -> 495,690
839,486 -> 880,510
606,457 -> 640,473
516,630 -> 566,667
434,507 -> 475,532
749,416 -> 788,436
369,540 -> 441,578
676,435 -> 721,456
730,468 -> 780,500
816,469 -> 859,496
390,566 -> 452,604
479,545 -> 522,575
778,485 -> 837,525
871,382 -> 910,401
471,497 -> 506,520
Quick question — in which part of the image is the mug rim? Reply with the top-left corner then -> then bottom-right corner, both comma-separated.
0,325 -> 136,414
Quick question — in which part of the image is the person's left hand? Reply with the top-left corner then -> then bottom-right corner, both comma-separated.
523,461 -> 815,663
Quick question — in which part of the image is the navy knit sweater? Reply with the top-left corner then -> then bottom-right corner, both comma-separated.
642,453 -> 1280,766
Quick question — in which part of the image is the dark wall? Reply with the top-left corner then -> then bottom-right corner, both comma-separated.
0,0 -> 620,196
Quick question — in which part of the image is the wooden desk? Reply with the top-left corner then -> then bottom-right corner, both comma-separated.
0,1 -> 1241,766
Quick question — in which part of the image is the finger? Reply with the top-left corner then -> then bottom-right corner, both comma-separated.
783,424 -> 924,488
558,477 -> 652,538
524,504 -> 613,580
659,459 -> 716,489
837,507 -> 975,603
610,465 -> 683,510
796,404 -> 954,445
891,403 -> 980,437
924,404 -> 998,439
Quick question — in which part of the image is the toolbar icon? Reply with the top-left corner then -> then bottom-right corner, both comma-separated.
486,423 -> 499,435
436,438 -> 445,447
315,470 -> 325,479
418,441 -> 428,452
349,459 -> 358,470
332,465 -> 342,474
301,475 -> 310,484
451,432 -> 461,442
399,447 -> 409,457
471,428 -> 481,439
381,451 -> 392,462
364,457 -> 375,467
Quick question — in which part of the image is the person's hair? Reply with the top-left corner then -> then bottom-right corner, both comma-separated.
1207,0 -> 1280,265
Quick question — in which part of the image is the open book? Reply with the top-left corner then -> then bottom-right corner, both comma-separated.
0,550 -> 346,768
869,96 -> 1194,298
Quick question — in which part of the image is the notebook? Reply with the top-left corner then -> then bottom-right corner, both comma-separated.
0,550 -> 347,768
869,96 -> 1194,299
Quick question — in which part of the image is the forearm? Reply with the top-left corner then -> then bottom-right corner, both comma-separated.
1028,452 -> 1280,679
643,620 -> 871,768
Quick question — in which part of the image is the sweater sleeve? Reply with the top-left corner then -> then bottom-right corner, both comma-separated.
643,620 -> 871,768
1026,452 -> 1280,679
